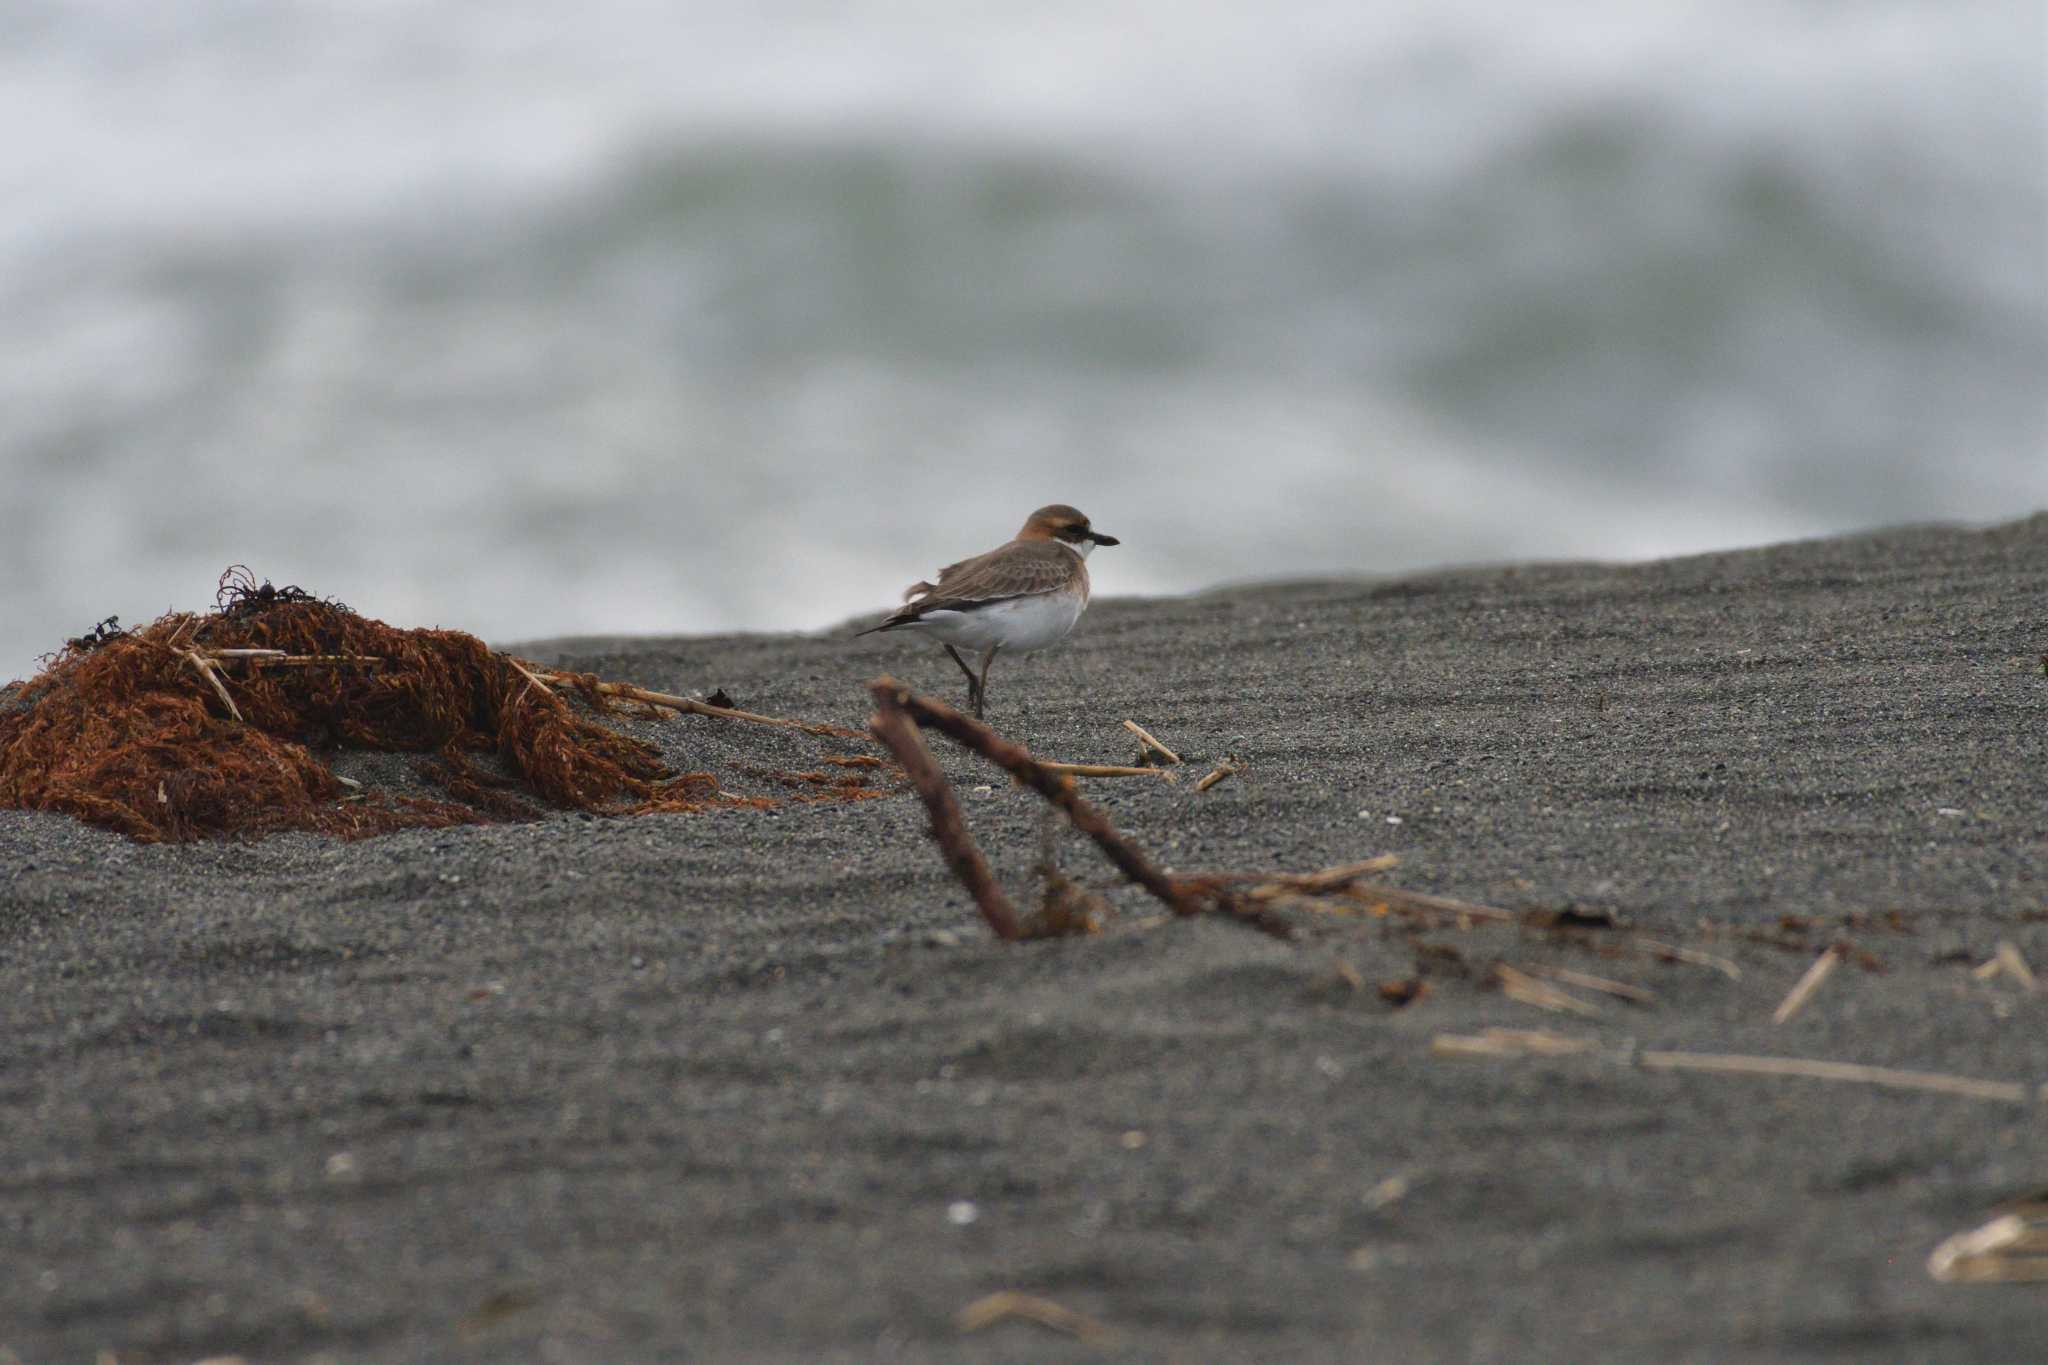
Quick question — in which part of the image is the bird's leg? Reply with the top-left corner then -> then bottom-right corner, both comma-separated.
944,645 -> 981,712
974,646 -> 1001,719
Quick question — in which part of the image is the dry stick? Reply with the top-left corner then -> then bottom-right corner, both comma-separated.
1268,854 -> 1402,895
958,1291 -> 1116,1344
1175,858 -> 1411,931
529,668 -> 861,738
1255,876 -> 1727,982
1195,760 -> 1241,792
1431,1029 -> 1599,1059
1638,1051 -> 2031,1105
1121,719 -> 1181,765
1928,1215 -> 2048,1283
1635,938 -> 1743,980
1193,854 -> 1402,897
1980,940 -> 2039,991
1772,945 -> 1844,1024
1038,761 -> 1172,779
868,695 -> 1021,941
1494,964 -> 1603,1017
246,653 -> 382,667
504,657 -> 557,693
1517,963 -> 1657,1005
182,649 -> 243,723
501,657 -> 550,714
205,648 -> 382,665
1339,884 -> 1522,926
2001,940 -> 2039,990
1227,878 -> 1520,925
874,679 -> 1201,917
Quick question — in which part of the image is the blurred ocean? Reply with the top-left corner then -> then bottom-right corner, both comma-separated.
3,1 -> 2043,681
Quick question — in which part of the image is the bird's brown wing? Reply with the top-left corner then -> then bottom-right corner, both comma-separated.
867,540 -> 1079,630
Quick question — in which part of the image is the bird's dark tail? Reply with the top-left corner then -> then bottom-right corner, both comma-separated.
856,583 -> 933,637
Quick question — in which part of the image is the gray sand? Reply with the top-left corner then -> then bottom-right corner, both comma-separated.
3,516 -> 2045,1362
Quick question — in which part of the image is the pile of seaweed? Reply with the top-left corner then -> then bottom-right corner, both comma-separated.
0,568 -> 883,842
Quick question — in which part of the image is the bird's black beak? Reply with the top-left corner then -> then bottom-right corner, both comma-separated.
1088,531 -> 1120,546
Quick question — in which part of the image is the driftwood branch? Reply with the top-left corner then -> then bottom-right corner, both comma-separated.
860,678 -> 1671,954
868,694 -> 1021,940
872,679 -> 1201,917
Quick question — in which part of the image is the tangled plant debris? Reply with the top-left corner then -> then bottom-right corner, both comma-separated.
60,615 -> 129,655
0,567 -> 892,842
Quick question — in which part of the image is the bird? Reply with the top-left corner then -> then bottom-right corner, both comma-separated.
858,504 -> 1119,718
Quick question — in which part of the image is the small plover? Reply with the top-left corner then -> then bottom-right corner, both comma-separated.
859,504 -> 1119,717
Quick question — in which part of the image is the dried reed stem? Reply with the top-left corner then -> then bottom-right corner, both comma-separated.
1494,964 -> 1603,1016
182,649 -> 242,722
1975,941 -> 2039,991
1121,719 -> 1181,764
1195,760 -> 1241,792
1038,761 -> 1172,778
958,1291 -> 1116,1343
1268,854 -> 1403,894
868,693 -> 1021,941
1516,963 -> 1657,1005
1348,884 -> 1522,925
1639,1051 -> 2031,1104
533,669 -> 860,737
1635,938 -> 1743,980
1999,941 -> 2039,990
1193,855 -> 1402,898
1431,1028 -> 1600,1059
1771,945 -> 1843,1024
1928,1214 -> 2048,1283
207,649 -> 382,666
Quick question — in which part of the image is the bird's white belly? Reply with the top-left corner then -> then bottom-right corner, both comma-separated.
911,591 -> 1086,652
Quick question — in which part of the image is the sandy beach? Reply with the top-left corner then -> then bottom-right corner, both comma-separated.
3,514 -> 2045,1362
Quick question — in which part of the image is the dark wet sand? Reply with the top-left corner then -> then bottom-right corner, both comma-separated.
3,515 -> 2045,1363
